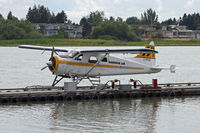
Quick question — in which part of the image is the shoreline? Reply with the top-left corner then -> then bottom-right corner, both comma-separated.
0,38 -> 200,47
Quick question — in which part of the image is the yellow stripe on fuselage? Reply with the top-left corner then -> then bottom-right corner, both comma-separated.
52,56 -> 144,72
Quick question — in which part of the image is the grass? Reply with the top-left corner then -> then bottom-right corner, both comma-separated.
0,38 -> 200,47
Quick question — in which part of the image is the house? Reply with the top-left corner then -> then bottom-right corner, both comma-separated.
161,25 -> 199,39
137,25 -> 157,38
131,24 -> 200,39
33,23 -> 82,38
192,30 -> 200,39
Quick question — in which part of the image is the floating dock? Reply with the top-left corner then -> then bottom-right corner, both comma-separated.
1,82 -> 200,104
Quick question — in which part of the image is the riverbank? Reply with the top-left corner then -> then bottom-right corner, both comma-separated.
0,38 -> 200,47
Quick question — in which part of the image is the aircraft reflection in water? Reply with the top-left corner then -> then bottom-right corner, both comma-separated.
50,98 -> 160,132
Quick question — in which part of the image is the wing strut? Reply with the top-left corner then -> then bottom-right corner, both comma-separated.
85,53 -> 108,77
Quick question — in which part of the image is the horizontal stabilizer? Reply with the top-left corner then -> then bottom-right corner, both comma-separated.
151,65 -> 176,73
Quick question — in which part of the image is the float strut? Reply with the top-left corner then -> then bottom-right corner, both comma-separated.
52,76 -> 64,87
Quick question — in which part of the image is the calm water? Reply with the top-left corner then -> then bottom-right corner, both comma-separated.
1,46 -> 200,133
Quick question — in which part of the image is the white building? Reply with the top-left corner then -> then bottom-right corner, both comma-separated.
33,23 -> 82,38
162,25 -> 200,39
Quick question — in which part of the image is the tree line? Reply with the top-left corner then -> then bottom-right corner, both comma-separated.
26,5 -> 69,24
80,9 -> 200,40
161,13 -> 200,30
0,11 -> 43,40
0,4 -> 200,41
0,5 -> 70,40
80,11 -> 140,41
79,9 -> 159,41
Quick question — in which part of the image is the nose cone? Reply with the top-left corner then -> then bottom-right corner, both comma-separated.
48,56 -> 58,72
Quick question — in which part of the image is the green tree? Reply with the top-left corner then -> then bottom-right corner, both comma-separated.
80,11 -> 105,37
26,5 -> 51,23
80,17 -> 91,37
92,20 -> 140,41
39,24 -> 45,34
57,28 -> 68,38
7,11 -> 13,20
55,10 -> 67,23
88,11 -> 104,26
109,16 -> 115,21
1,25 -> 24,39
179,13 -> 200,30
141,8 -> 158,24
0,19 -> 43,40
116,17 -> 123,22
162,18 -> 177,25
126,16 -> 141,25
26,5 -> 68,23
0,13 -> 3,19
7,11 -> 18,21
50,12 -> 56,23
39,5 -> 51,23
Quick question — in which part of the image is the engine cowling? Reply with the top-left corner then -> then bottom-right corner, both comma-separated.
48,56 -> 58,73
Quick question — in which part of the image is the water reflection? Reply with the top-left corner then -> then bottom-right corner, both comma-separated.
49,98 -> 161,132
1,97 -> 200,133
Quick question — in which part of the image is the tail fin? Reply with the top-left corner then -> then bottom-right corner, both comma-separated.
136,41 -> 156,59
134,41 -> 156,66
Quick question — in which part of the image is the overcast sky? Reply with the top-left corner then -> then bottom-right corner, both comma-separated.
0,0 -> 200,23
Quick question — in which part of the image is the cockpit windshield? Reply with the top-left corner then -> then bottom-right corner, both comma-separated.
66,50 -> 79,58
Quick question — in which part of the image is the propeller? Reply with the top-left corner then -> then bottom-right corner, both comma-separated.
41,65 -> 48,71
41,46 -> 56,71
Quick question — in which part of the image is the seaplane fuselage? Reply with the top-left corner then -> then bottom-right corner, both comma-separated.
51,52 -> 160,77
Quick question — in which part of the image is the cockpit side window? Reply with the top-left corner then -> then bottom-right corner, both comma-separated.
88,56 -> 98,63
75,54 -> 83,61
66,51 -> 79,58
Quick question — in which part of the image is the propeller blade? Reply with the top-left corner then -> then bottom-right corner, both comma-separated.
50,46 -> 55,60
41,49 -> 45,54
43,46 -> 55,71
41,65 -> 48,71
55,51 -> 58,55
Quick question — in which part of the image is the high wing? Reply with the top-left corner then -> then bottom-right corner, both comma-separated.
80,48 -> 158,54
18,45 -> 158,54
18,45 -> 68,52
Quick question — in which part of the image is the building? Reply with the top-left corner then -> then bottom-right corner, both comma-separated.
33,23 -> 83,38
137,25 -> 157,38
162,25 -> 193,38
192,30 -> 200,39
136,24 -> 200,39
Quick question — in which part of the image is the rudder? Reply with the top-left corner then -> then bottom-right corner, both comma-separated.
134,41 -> 156,66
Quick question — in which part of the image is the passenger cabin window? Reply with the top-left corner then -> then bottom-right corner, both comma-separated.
89,56 -> 98,63
101,57 -> 107,62
75,54 -> 83,61
109,61 -> 120,64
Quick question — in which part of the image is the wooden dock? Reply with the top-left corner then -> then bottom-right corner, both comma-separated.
1,82 -> 200,103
